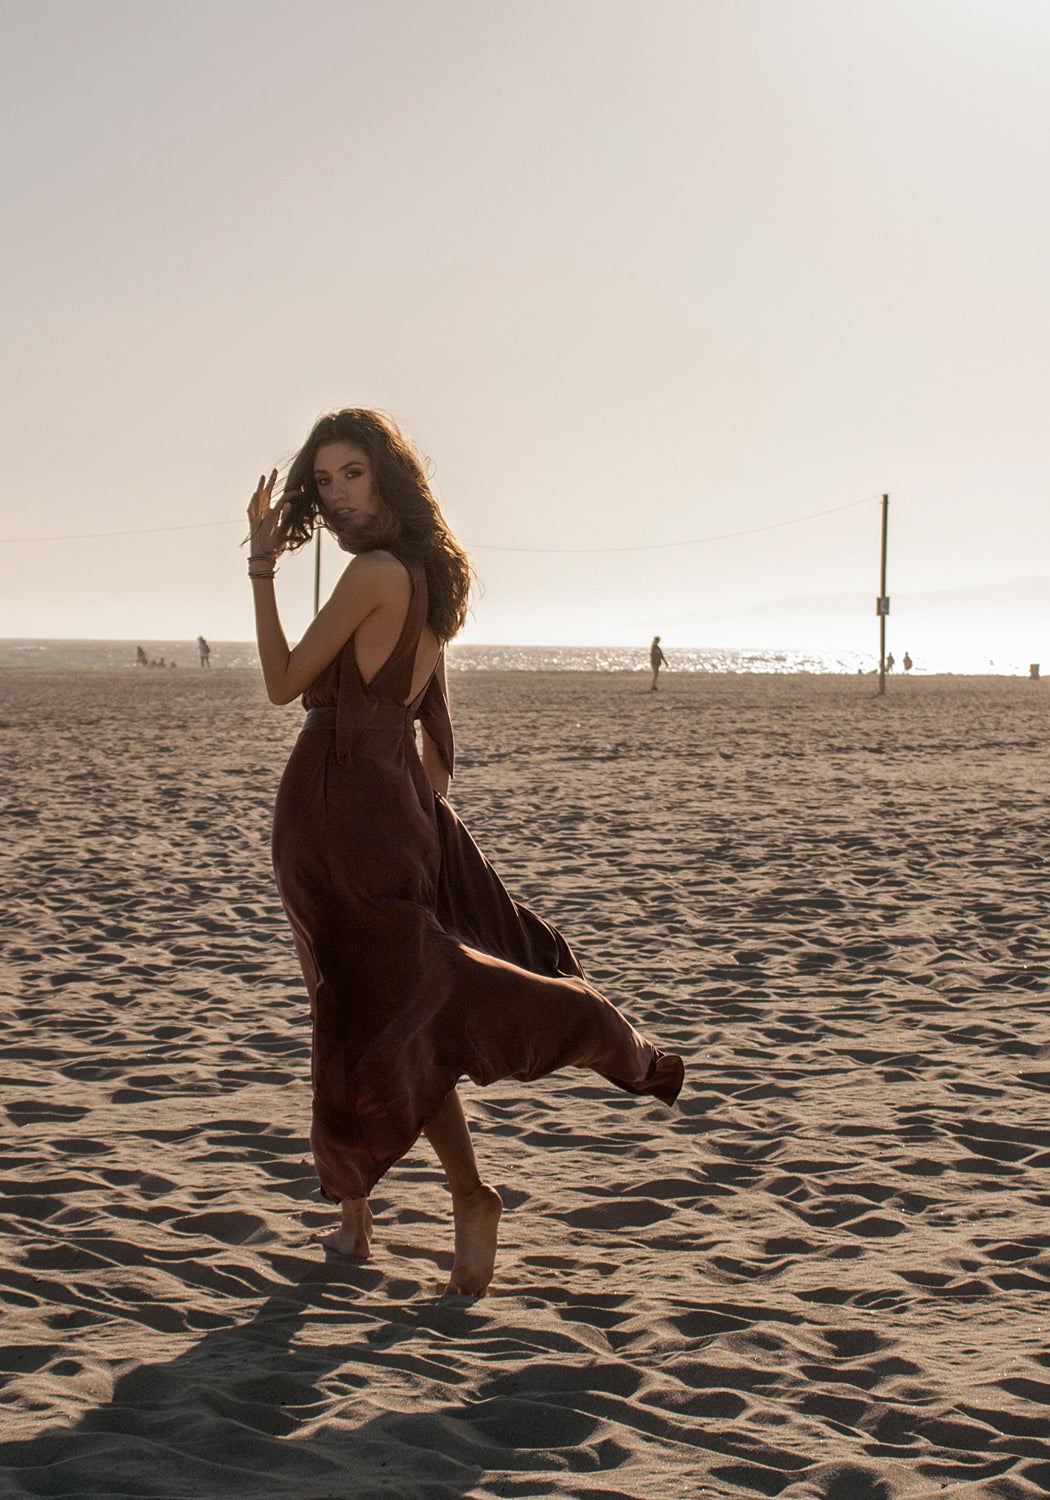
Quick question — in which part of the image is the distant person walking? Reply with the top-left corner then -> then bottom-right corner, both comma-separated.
886,652 -> 895,672
197,636 -> 211,668
136,645 -> 148,667
649,635 -> 668,691
903,651 -> 913,673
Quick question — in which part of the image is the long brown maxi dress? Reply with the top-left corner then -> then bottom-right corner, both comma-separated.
272,560 -> 684,1203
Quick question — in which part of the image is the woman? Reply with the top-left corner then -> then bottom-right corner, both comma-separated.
247,409 -> 683,1296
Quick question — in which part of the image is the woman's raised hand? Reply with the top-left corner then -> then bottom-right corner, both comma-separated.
247,469 -> 287,560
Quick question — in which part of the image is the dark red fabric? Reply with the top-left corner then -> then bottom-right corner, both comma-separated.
273,563 -> 684,1201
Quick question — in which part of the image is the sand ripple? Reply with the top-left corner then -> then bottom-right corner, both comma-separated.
1,668 -> 1048,1497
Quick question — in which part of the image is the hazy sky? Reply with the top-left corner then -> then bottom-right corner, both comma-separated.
3,0 -> 1048,653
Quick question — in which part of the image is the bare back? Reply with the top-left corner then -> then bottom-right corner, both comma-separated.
352,553 -> 442,704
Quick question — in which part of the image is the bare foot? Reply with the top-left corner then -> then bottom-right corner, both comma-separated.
445,1183 -> 502,1296
318,1197 -> 373,1259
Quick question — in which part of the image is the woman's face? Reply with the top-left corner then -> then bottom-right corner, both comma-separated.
313,441 -> 379,542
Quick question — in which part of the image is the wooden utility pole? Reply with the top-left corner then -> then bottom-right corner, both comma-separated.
876,494 -> 889,695
313,527 -> 322,617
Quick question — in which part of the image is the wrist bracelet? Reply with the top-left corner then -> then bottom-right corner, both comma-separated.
248,568 -> 276,580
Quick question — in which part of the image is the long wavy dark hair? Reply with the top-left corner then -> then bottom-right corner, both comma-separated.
278,409 -> 472,642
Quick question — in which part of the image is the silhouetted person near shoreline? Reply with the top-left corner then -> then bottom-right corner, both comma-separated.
649,635 -> 668,691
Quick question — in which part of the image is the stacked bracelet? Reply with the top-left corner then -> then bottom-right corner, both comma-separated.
249,552 -> 277,581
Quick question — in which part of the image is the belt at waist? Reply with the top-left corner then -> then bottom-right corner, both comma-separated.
302,704 -> 414,733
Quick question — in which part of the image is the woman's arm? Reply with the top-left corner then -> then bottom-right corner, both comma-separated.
246,471 -> 397,705
252,552 -> 401,704
421,728 -> 450,796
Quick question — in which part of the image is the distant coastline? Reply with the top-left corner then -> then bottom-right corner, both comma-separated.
0,637 -> 1041,676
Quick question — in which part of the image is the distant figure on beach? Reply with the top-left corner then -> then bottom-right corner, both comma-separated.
136,645 -> 148,667
649,635 -> 668,691
903,651 -> 913,673
246,408 -> 682,1296
197,636 -> 211,668
886,652 -> 895,672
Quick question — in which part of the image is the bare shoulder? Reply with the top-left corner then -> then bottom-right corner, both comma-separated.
338,550 -> 411,599
348,548 -> 407,576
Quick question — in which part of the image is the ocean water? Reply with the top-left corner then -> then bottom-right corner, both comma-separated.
0,637 -> 972,674
0,639 -> 263,671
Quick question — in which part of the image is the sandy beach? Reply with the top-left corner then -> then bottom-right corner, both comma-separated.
2,665 -> 1049,1499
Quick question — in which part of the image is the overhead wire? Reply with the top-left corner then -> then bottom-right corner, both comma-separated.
470,494 -> 881,554
8,494 -> 881,553
9,520 -> 241,543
